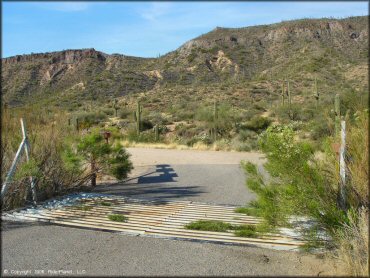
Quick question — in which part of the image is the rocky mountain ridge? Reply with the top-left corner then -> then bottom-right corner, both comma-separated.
2,16 -> 368,107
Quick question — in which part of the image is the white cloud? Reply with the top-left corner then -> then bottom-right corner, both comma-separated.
138,2 -> 173,21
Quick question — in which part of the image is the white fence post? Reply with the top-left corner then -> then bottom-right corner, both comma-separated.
339,120 -> 346,210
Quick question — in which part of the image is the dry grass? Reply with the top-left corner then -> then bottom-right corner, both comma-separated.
121,140 -> 192,150
120,140 -> 241,152
346,110 -> 368,207
334,110 -> 369,276
336,208 -> 369,276
1,106 -> 81,210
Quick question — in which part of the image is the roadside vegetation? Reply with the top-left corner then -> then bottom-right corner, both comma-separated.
237,108 -> 368,276
108,214 -> 128,222
74,205 -> 93,211
1,104 -> 133,211
185,220 -> 262,238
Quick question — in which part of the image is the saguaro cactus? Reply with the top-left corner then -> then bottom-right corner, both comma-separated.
134,100 -> 142,135
313,77 -> 319,108
212,100 -> 219,141
113,99 -> 119,117
213,100 -> 218,122
281,81 -> 285,106
287,80 -> 291,107
287,80 -> 292,119
335,94 -> 341,136
154,124 -> 159,141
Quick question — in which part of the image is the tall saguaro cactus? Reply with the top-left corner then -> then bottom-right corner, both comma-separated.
113,99 -> 119,117
313,77 -> 319,108
154,124 -> 159,141
213,100 -> 218,122
134,100 -> 143,135
212,100 -> 219,141
281,81 -> 285,106
287,80 -> 292,119
335,94 -> 341,136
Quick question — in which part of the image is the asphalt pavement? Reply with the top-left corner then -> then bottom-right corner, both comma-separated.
1,148 -> 339,276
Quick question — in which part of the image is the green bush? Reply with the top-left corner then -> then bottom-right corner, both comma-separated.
239,124 -> 359,248
125,128 -> 157,143
119,110 -> 131,119
75,111 -> 107,127
100,108 -> 114,116
243,116 -> 271,132
185,220 -> 234,232
108,214 -> 128,222
63,129 -> 133,185
141,119 -> 154,131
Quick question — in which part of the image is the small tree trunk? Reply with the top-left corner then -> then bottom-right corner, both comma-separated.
91,159 -> 96,187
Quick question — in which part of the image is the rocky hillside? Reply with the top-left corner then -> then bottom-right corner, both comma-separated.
2,16 -> 368,108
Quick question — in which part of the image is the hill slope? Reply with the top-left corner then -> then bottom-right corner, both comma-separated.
1,16 -> 368,108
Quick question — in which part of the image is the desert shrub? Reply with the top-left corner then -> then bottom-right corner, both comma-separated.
125,128 -> 157,143
274,104 -> 302,122
1,107 -> 82,210
194,106 -> 214,122
243,116 -> 271,132
185,220 -> 234,232
240,113 -> 368,272
230,137 -> 255,152
336,207 -> 368,276
148,112 -> 170,125
240,125 -> 347,243
108,214 -> 128,222
118,110 -> 131,119
141,119 -> 154,131
340,89 -> 368,114
75,111 -> 107,128
185,220 -> 262,238
237,129 -> 257,141
100,107 -> 114,116
310,118 -> 331,140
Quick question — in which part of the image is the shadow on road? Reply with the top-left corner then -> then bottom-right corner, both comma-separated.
1,220 -> 52,231
137,164 -> 178,184
93,164 -> 204,202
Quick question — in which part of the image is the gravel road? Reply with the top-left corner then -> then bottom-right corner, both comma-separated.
1,148 -> 341,276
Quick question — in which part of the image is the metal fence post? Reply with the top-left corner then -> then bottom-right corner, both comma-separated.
1,140 -> 26,200
21,119 -> 37,205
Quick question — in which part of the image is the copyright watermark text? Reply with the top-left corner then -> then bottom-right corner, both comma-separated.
3,269 -> 86,276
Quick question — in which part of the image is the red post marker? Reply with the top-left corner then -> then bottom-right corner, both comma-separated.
103,131 -> 111,144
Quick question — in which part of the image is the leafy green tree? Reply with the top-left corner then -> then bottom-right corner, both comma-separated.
240,124 -> 348,247
63,131 -> 133,186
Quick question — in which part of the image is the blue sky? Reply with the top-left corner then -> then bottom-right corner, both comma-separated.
3,1 -> 368,58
